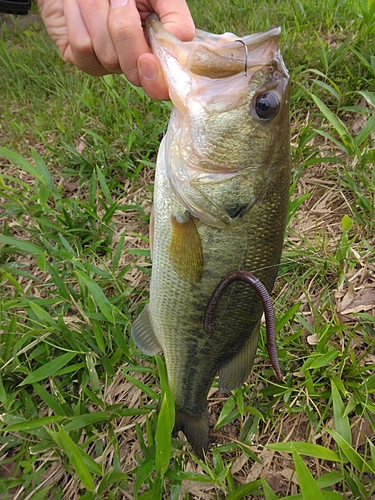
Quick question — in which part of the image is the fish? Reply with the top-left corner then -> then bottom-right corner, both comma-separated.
132,13 -> 290,457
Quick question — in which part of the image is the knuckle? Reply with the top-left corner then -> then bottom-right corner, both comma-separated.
99,48 -> 119,69
109,16 -> 138,41
73,37 -> 94,57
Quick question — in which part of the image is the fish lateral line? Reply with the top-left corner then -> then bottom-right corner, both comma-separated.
203,270 -> 283,380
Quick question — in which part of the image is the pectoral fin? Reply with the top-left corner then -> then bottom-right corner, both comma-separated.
218,323 -> 260,391
169,214 -> 203,282
132,305 -> 161,355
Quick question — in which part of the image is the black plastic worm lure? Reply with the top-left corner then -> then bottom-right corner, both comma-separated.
204,270 -> 283,380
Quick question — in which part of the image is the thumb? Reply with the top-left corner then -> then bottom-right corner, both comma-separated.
138,53 -> 170,100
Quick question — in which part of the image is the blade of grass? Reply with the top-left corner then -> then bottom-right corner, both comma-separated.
225,480 -> 261,500
3,416 -> 64,432
0,235 -> 44,255
75,270 -> 115,323
155,355 -> 175,475
331,379 -> 352,445
266,442 -> 340,462
19,352 -> 77,386
292,449 -> 325,500
46,426 -> 95,492
327,429 -> 375,474
261,478 -> 278,500
0,147 -> 48,184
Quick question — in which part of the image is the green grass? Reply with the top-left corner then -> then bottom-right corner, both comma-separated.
0,0 -> 375,498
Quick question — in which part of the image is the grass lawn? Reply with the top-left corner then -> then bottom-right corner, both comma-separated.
0,0 -> 375,498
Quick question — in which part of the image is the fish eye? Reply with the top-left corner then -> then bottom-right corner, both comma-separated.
253,92 -> 279,120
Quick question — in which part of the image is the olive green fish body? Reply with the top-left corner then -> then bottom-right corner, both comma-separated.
132,14 -> 290,457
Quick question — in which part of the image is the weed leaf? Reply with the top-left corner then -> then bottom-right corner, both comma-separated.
64,412 -> 109,432
31,149 -> 54,187
28,301 -> 58,326
305,349 -> 340,370
4,416 -> 64,432
134,455 -> 155,500
0,235 -> 44,255
165,469 -> 213,482
75,270 -> 115,323
47,426 -> 95,491
331,380 -> 351,445
156,405 -> 172,455
310,94 -> 348,137
215,397 -> 238,430
0,147 -> 47,184
19,352 -> 76,386
154,355 -> 175,474
358,90 -> 375,108
327,429 -> 375,474
226,480 -> 261,500
355,112 -> 375,146
33,383 -> 71,416
292,449 -> 325,500
261,477 -> 278,500
266,442 -> 340,462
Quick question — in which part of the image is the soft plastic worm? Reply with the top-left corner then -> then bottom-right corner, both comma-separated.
203,270 -> 283,380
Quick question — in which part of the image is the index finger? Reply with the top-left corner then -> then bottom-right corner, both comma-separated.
108,1 -> 152,87
108,0 -> 195,88
149,0 -> 195,41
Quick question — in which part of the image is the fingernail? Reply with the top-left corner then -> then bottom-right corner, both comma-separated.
110,0 -> 128,7
139,58 -> 158,81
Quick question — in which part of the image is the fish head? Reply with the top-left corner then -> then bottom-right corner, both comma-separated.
147,14 -> 290,226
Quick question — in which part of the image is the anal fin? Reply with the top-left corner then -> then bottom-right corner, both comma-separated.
131,305 -> 161,355
218,322 -> 260,391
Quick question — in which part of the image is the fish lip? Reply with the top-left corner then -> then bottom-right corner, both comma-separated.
213,26 -> 282,50
146,14 -> 284,78
146,13 -> 281,48
146,13 -> 179,47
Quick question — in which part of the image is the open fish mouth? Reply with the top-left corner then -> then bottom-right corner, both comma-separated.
145,14 -> 290,227
147,13 -> 285,80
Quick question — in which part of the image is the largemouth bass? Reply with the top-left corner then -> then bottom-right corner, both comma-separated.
132,14 -> 290,457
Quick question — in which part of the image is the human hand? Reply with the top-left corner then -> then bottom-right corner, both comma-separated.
35,0 -> 195,100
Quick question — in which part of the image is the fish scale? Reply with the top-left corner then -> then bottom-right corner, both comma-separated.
132,14 -> 290,457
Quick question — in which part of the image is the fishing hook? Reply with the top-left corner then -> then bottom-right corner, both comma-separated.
204,270 -> 283,380
235,40 -> 248,76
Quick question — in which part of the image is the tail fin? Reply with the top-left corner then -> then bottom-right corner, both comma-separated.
174,408 -> 210,459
